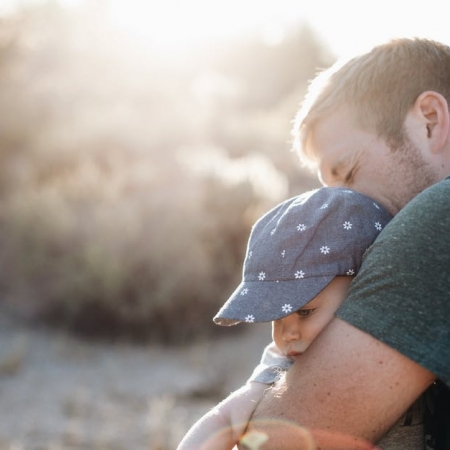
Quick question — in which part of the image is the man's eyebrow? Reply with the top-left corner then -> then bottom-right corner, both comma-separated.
344,165 -> 356,183
330,165 -> 340,177
330,158 -> 350,179
331,150 -> 363,182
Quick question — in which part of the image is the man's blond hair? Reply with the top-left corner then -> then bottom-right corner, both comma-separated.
293,38 -> 450,168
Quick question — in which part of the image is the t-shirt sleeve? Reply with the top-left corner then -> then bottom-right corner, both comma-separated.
337,179 -> 450,387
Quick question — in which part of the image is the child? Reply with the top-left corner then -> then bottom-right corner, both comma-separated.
177,187 -> 423,450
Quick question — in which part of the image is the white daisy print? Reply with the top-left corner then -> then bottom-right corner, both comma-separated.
281,250 -> 286,258
320,246 -> 330,254
270,228 -> 276,235
343,221 -> 352,230
375,222 -> 382,231
240,288 -> 249,296
373,202 -> 380,209
295,270 -> 305,279
297,224 -> 306,232
320,203 -> 329,209
258,272 -> 266,281
281,304 -> 293,314
245,315 -> 255,323
248,251 -> 253,259
346,269 -> 355,275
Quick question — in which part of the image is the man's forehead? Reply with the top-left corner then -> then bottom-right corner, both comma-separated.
308,113 -> 372,158
306,138 -> 366,188
305,130 -> 355,168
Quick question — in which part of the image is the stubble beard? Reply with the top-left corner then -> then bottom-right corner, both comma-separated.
389,136 -> 440,210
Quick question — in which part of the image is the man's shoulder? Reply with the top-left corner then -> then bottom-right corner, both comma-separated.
420,177 -> 450,198
394,178 -> 450,223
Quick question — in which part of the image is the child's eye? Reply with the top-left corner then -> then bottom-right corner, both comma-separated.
296,308 -> 316,318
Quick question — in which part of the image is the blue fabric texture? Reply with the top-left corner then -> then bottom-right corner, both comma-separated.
247,342 -> 293,384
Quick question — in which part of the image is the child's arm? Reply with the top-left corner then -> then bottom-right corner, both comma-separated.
177,342 -> 293,450
176,381 -> 267,450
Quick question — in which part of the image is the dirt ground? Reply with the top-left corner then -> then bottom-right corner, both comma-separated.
0,307 -> 271,450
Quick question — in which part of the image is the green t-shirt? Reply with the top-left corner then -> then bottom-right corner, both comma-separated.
337,177 -> 450,386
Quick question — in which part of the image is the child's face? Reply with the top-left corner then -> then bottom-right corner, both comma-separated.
272,276 -> 352,357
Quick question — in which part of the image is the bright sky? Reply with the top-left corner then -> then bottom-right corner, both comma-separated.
1,0 -> 450,59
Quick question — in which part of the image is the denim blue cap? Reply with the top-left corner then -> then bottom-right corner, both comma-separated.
214,187 -> 392,325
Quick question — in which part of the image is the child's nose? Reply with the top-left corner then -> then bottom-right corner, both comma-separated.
282,321 -> 301,341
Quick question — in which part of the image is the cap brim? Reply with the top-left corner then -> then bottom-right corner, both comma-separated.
213,275 -> 334,325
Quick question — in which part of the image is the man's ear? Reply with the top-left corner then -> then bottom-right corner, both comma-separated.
414,91 -> 450,153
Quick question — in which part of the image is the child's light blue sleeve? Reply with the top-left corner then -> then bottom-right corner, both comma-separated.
247,341 -> 293,384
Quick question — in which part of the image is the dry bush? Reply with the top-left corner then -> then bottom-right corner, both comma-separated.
0,3 -> 326,343
0,148 -> 282,343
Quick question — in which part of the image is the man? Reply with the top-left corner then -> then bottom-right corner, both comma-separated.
243,38 -> 450,449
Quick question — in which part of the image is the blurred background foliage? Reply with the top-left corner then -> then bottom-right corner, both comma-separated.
0,1 -> 331,344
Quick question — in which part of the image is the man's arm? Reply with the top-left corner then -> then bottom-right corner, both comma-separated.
244,318 -> 435,450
